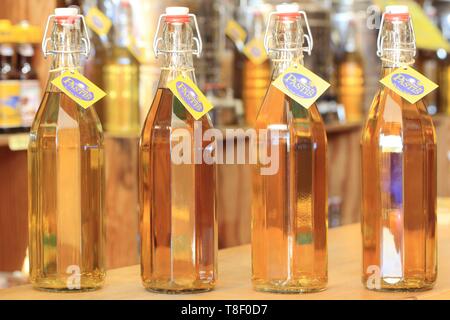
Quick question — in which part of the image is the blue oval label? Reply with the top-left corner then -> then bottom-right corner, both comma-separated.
93,16 -> 104,29
61,77 -> 95,101
176,81 -> 204,112
283,73 -> 317,99
391,73 -> 424,95
251,46 -> 261,57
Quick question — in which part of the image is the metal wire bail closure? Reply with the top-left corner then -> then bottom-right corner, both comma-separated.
264,10 -> 314,56
376,12 -> 416,58
153,13 -> 203,58
41,14 -> 91,58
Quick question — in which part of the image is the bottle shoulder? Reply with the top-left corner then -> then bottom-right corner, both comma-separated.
256,85 -> 325,128
31,91 -> 103,138
362,88 -> 436,144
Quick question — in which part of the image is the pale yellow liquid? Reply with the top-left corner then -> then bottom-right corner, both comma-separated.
28,90 -> 105,292
103,47 -> 140,136
252,85 -> 328,293
140,88 -> 217,294
361,72 -> 437,291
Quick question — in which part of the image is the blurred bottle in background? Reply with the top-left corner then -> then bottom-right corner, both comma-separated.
431,0 -> 450,114
239,3 -> 272,126
336,18 -> 364,122
0,20 -> 21,132
331,0 -> 379,122
81,0 -> 112,125
103,0 -> 140,136
15,21 -> 41,129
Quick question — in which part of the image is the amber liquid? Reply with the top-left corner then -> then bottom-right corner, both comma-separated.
337,52 -> 365,122
28,89 -> 105,292
252,85 -> 328,293
243,58 -> 271,125
361,70 -> 437,291
140,88 -> 217,293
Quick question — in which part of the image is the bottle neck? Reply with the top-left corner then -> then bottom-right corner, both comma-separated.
46,20 -> 83,89
379,16 -> 415,69
272,50 -> 303,80
158,20 -> 196,88
269,16 -> 305,80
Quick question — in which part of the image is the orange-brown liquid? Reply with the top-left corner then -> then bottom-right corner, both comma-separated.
252,85 -> 328,293
140,88 -> 217,293
28,91 -> 105,292
361,75 -> 437,291
243,58 -> 271,125
337,52 -> 365,122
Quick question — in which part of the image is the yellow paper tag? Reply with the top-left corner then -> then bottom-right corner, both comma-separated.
51,71 -> 107,109
168,76 -> 214,120
272,65 -> 330,109
225,19 -> 247,46
380,66 -> 438,104
8,134 -> 29,151
374,0 -> 450,51
86,7 -> 112,37
127,36 -> 147,64
243,38 -> 268,65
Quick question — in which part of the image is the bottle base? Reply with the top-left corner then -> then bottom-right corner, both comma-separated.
30,273 -> 105,293
363,277 -> 436,292
142,280 -> 215,295
32,285 -> 103,293
253,279 -> 327,294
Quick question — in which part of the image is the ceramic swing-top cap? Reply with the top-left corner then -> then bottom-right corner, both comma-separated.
385,5 -> 409,14
275,3 -> 300,14
55,7 -> 79,17
165,7 -> 189,16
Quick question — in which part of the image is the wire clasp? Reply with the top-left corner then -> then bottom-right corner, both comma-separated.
41,14 -> 91,58
264,10 -> 313,56
153,13 -> 202,58
376,12 -> 416,58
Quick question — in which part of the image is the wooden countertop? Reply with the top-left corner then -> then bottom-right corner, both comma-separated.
1,198 -> 450,300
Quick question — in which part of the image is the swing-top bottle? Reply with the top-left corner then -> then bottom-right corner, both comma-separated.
28,7 -> 105,292
361,5 -> 437,291
140,7 -> 217,293
252,4 -> 328,293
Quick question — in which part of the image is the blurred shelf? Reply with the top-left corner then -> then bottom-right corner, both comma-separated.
0,132 -> 30,151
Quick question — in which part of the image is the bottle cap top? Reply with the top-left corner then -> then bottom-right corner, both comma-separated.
385,5 -> 409,14
165,7 -> 189,16
54,7 -> 79,17
275,4 -> 300,14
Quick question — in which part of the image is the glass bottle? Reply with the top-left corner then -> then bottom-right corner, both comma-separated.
361,6 -> 437,291
0,19 -> 21,132
337,18 -> 365,122
83,0 -> 110,127
242,8 -> 271,126
103,0 -> 140,135
16,21 -> 42,129
252,4 -> 328,293
28,8 -> 105,292
140,7 -> 217,293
